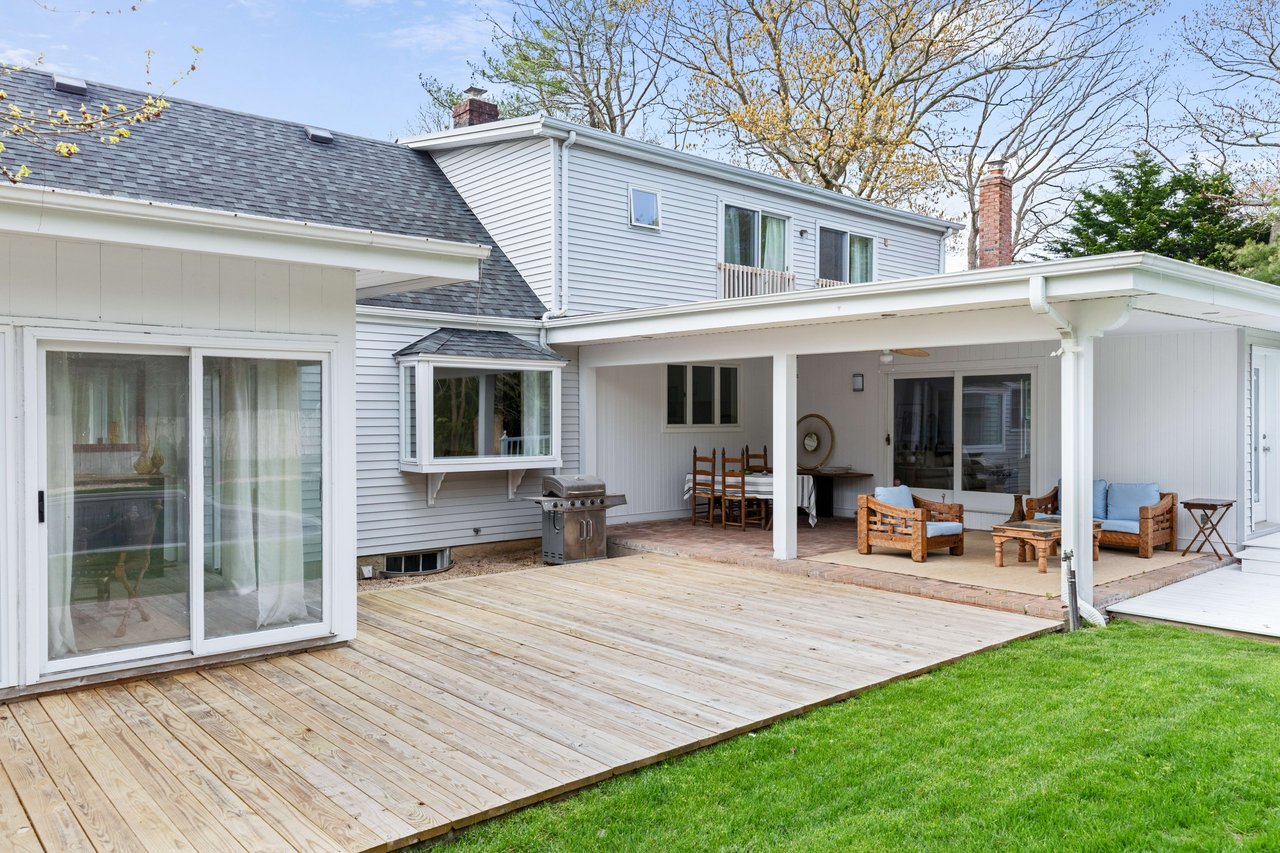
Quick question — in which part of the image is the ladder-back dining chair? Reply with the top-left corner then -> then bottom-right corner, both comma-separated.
691,447 -> 718,526
721,448 -> 766,530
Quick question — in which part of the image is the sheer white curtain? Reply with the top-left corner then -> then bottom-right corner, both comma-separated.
761,214 -> 787,271
215,359 -> 307,631
46,352 -> 77,659
520,371 -> 549,456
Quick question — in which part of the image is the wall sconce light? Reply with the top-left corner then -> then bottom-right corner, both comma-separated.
852,372 -> 864,392
798,228 -> 809,238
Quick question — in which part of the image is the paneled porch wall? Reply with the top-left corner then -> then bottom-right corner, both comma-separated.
596,359 -> 772,520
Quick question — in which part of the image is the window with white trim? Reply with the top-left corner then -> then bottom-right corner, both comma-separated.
723,205 -> 788,270
818,227 -> 874,284
630,187 -> 661,229
398,356 -> 562,472
666,364 -> 739,428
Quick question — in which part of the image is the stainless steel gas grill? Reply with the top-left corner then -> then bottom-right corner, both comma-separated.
530,475 -> 627,564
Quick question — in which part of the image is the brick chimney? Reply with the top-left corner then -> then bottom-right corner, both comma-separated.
976,159 -> 1013,268
452,86 -> 500,128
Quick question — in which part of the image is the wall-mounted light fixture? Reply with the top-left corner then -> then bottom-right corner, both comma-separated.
798,228 -> 809,238
852,372 -> 864,392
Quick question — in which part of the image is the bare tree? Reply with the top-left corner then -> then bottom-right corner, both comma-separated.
1176,0 -> 1280,153
665,0 -> 1151,213
475,0 -> 674,137
941,31 -> 1146,263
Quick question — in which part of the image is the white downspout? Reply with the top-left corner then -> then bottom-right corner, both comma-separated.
1029,274 -> 1106,628
540,130 -> 578,347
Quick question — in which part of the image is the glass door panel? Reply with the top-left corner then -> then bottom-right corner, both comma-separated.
892,376 -> 954,490
961,374 -> 1031,495
46,351 -> 190,662
203,356 -> 323,639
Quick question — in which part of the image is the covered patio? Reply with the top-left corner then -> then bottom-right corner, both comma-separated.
555,252 -> 1280,612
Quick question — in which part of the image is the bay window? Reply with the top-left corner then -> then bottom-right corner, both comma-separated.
399,356 -> 562,472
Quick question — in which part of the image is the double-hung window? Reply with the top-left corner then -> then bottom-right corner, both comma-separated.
723,205 -> 788,270
818,227 -> 875,284
666,364 -> 739,428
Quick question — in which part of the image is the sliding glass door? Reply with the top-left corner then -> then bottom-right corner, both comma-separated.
44,349 -> 191,665
39,341 -> 328,674
892,370 -> 1034,504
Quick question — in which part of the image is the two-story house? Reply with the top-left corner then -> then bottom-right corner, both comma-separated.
358,92 -> 1280,606
354,99 -> 956,573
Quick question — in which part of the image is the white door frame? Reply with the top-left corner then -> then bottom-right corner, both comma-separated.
0,325 -> 15,689
1252,345 -> 1280,533
21,326 -> 337,684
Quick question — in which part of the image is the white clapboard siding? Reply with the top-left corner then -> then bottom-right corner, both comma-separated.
1095,327 -> 1242,545
595,360 -> 773,520
563,145 -> 947,314
355,316 -> 579,555
432,138 -> 556,307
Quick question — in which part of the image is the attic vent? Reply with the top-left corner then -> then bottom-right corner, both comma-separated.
381,549 -> 451,578
53,75 -> 88,96
304,126 -> 334,144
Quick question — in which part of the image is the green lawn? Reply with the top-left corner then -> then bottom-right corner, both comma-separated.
435,622 -> 1280,852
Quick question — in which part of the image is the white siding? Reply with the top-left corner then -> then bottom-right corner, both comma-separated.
1095,327 -> 1242,546
595,359 -> 772,521
433,138 -> 556,308
355,315 -> 577,555
564,145 -> 947,314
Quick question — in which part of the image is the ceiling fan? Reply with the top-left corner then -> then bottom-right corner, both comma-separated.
879,347 -> 930,363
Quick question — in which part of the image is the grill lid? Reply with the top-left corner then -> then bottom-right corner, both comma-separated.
543,474 -> 606,498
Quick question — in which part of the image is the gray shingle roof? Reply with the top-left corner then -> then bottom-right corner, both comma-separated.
2,69 -> 547,319
395,328 -> 564,361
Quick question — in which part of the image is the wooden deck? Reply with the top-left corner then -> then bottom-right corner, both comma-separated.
0,554 -> 1057,852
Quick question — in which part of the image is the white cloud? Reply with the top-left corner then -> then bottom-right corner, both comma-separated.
381,0 -> 509,57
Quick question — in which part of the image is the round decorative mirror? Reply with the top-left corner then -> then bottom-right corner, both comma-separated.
797,413 -> 834,470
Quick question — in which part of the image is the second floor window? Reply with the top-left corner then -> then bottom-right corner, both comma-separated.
630,187 -> 661,228
819,227 -> 875,284
724,205 -> 787,271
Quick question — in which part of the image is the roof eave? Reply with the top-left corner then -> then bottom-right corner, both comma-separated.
0,183 -> 490,285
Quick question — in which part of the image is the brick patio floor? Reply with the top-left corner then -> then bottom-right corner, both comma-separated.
607,517 -> 1232,623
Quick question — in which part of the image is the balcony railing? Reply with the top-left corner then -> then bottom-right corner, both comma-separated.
718,262 -> 796,298
816,277 -> 848,288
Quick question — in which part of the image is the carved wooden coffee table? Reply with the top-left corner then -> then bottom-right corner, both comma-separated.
990,520 -> 1102,574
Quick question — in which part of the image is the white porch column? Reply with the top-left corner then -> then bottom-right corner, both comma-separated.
1059,334 -> 1096,604
773,353 -> 798,560
578,363 -> 596,475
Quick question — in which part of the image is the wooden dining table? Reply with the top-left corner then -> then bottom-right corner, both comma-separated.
682,472 -> 818,527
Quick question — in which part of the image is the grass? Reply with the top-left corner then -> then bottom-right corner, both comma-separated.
433,622 -> 1280,852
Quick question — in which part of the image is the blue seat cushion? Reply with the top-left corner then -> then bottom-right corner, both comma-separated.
926,521 -> 964,537
1107,482 -> 1160,522
874,485 -> 916,510
1057,478 -> 1109,519
1100,519 -> 1140,535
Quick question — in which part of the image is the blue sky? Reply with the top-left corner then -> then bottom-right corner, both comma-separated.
3,0 -> 512,140
5,0 -> 1208,143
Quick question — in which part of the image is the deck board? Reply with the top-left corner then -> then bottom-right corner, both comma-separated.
0,554 -> 1056,852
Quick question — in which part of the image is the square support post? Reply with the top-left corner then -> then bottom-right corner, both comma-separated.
1059,335 -> 1095,604
773,353 -> 798,560
578,363 -> 596,475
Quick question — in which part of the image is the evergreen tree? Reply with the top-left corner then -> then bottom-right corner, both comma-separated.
1054,152 -> 1265,269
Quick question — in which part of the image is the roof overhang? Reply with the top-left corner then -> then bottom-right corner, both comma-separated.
401,116 -> 958,235
545,252 -> 1280,366
0,183 -> 490,295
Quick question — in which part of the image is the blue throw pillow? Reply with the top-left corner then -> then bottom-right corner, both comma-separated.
1056,478 -> 1110,520
874,485 -> 915,510
1107,482 -> 1160,522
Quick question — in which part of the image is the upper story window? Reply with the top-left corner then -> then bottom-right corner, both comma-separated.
818,227 -> 875,284
723,205 -> 788,271
666,363 -> 739,428
396,329 -> 564,473
630,187 -> 661,229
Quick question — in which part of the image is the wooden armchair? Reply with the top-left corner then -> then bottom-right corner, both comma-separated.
691,447 -> 718,526
721,448 -> 766,530
1025,484 -> 1178,558
857,488 -> 965,562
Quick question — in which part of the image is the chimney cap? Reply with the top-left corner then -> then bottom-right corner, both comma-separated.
463,85 -> 488,99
